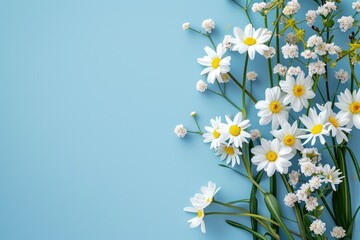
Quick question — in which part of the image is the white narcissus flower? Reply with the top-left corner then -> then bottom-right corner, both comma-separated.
203,116 -> 225,149
197,43 -> 231,84
280,71 -> 315,112
309,219 -> 326,235
331,226 -> 346,238
216,144 -> 242,167
317,102 -> 351,144
338,16 -> 354,32
184,197 -> 207,233
230,24 -> 272,60
321,164 -> 344,191
196,80 -> 208,92
219,112 -> 251,148
299,108 -> 330,145
271,121 -> 304,153
201,18 -> 215,33
335,88 -> 360,129
251,138 -> 294,177
193,181 -> 221,208
255,86 -> 290,129
174,124 -> 187,138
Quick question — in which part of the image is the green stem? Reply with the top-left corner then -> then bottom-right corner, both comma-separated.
242,54 -> 249,118
228,72 -> 258,103
207,89 -> 242,111
319,195 -> 336,223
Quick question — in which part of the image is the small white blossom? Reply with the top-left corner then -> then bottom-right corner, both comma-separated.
174,124 -> 187,138
287,66 -> 302,76
289,170 -> 301,186
331,226 -> 346,238
316,1 -> 337,17
307,35 -> 323,47
286,32 -> 298,45
310,219 -> 326,235
297,183 -> 311,201
338,16 -> 354,32
252,2 -> 267,12
182,22 -> 190,30
353,1 -> 360,12
202,18 -> 215,33
314,42 -> 328,56
301,162 -> 316,177
302,148 -> 322,163
250,129 -> 261,140
284,193 -> 298,207
263,47 -> 276,59
282,43 -> 299,59
308,60 -> 326,76
247,71 -> 258,81
191,111 -> 197,117
222,35 -> 233,49
305,196 -> 318,211
309,176 -> 322,190
273,64 -> 288,76
306,10 -> 317,26
221,73 -> 230,83
301,50 -> 317,59
196,80 -> 208,92
335,69 -> 349,83
283,0 -> 300,16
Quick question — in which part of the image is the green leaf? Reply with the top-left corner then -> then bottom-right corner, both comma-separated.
264,193 -> 294,240
226,220 -> 267,240
344,146 -> 360,182
345,205 -> 360,238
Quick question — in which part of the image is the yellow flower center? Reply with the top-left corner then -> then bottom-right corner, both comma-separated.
229,125 -> 241,136
213,129 -> 220,139
350,102 -> 360,114
244,37 -> 257,46
266,151 -> 278,162
283,135 -> 295,146
206,197 -> 212,203
311,124 -> 323,134
225,146 -> 235,155
293,85 -> 305,97
211,57 -> 220,69
197,209 -> 204,218
269,101 -> 282,113
328,117 -> 339,128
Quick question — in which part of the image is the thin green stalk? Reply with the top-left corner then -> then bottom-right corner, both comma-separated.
229,72 -> 258,103
207,89 -> 242,111
242,54 -> 249,118
319,195 -> 336,223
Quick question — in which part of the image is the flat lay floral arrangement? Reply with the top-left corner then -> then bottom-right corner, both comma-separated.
175,0 -> 360,239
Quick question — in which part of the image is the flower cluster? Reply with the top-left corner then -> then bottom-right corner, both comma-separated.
178,1 -> 360,239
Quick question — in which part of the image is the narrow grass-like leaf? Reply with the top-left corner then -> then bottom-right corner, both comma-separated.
226,220 -> 267,240
344,146 -> 360,182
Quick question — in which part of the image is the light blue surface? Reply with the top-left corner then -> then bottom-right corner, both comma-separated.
0,0 -> 359,239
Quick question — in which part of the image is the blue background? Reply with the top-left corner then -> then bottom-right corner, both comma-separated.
0,0 -> 358,239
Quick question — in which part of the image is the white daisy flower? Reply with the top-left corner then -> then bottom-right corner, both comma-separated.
251,138 -> 294,177
280,71 -> 315,112
271,121 -> 304,153
219,112 -> 251,148
184,197 -> 206,233
203,117 -> 225,149
317,102 -> 351,144
230,24 -> 272,60
299,108 -> 330,145
193,181 -> 221,208
197,43 -> 231,84
321,164 -> 344,191
255,86 -> 290,129
309,219 -> 326,235
331,226 -> 346,238
335,88 -> 360,129
216,144 -> 242,167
